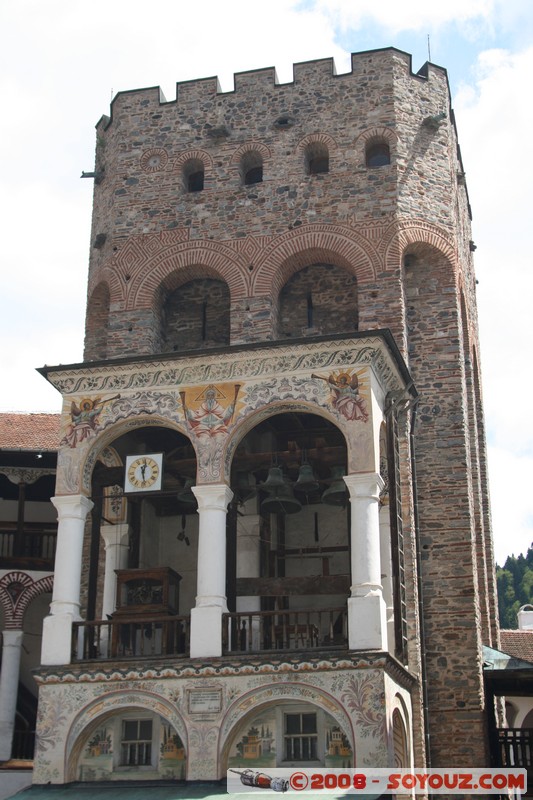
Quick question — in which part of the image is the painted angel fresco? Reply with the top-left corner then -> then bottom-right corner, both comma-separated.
312,371 -> 369,422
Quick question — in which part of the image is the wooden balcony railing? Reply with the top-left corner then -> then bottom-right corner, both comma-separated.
497,728 -> 533,771
0,525 -> 57,569
72,615 -> 191,661
222,607 -> 348,654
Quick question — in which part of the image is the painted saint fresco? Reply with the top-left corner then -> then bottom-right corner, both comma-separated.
179,383 -> 241,438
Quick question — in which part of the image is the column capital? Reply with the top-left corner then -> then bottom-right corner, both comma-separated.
192,483 -> 233,511
100,522 -> 130,549
52,494 -> 93,519
344,472 -> 384,500
1,630 -> 24,647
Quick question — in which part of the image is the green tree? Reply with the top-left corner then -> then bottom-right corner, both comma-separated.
497,545 -> 533,629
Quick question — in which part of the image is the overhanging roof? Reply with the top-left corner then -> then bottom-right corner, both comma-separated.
6,782 -> 265,800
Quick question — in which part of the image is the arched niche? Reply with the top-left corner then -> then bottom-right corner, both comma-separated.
67,694 -> 187,783
85,282 -> 110,361
278,263 -> 358,339
225,410 -> 350,645
84,423 -> 199,621
159,276 -> 231,353
220,683 -> 354,774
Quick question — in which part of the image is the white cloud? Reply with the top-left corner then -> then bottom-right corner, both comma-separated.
488,445 -> 533,563
455,46 -> 533,455
311,0 -> 497,34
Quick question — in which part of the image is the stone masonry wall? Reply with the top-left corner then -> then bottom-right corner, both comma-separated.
78,48 -> 495,768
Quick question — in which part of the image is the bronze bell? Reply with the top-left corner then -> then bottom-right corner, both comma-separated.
321,465 -> 348,507
294,462 -> 319,495
260,467 -> 302,515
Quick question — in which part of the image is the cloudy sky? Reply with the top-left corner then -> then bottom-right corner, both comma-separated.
1,0 -> 531,565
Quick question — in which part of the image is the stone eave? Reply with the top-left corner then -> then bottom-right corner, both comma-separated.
34,649 -> 417,691
37,329 -> 416,401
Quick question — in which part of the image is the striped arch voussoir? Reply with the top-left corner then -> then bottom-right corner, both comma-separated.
87,268 -> 124,307
297,132 -> 339,153
355,126 -> 398,147
0,572 -> 53,629
384,220 -> 457,268
173,149 -> 213,171
230,141 -> 272,165
253,225 -> 378,297
127,240 -> 250,309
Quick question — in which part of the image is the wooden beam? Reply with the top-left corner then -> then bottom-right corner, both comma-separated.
236,575 -> 350,596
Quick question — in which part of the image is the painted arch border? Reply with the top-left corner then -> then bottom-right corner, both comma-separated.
223,398 -> 350,483
79,413 -> 193,495
65,688 -> 188,782
218,680 -> 356,774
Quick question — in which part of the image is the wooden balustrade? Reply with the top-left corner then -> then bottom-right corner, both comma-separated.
222,606 -> 348,654
72,614 -> 190,661
0,525 -> 57,568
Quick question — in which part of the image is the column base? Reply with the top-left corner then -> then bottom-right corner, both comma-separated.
41,613 -> 79,665
348,594 -> 388,651
190,606 -> 224,658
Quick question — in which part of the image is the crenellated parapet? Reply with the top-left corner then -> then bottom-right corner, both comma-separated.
97,49 -> 447,130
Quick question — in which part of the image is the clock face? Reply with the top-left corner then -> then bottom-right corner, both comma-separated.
125,453 -> 163,493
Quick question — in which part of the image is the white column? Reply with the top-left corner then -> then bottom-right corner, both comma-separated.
344,473 -> 387,650
236,514 -> 261,650
100,523 -> 130,619
190,484 -> 233,658
379,503 -> 395,653
0,630 -> 24,761
41,494 -> 93,666
99,523 -> 130,657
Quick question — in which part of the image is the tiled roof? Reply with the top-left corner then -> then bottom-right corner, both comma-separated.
0,413 -> 60,452
500,630 -> 533,664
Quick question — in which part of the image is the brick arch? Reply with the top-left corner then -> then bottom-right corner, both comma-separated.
382,219 -> 457,269
0,572 -> 53,629
252,225 -> 379,298
296,132 -> 339,153
218,680 -> 355,773
85,280 -> 113,361
65,689 -> 188,782
354,126 -> 398,148
230,141 -> 271,166
172,148 -> 213,172
87,266 -> 125,307
126,240 -> 250,310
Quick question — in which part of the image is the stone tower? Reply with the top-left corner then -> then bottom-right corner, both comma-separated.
36,48 -> 498,784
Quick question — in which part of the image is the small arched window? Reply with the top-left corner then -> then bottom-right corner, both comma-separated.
366,141 -> 391,168
305,142 -> 329,175
241,151 -> 263,186
183,159 -> 205,193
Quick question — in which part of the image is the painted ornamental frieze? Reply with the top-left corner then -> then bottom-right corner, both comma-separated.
44,335 -> 406,493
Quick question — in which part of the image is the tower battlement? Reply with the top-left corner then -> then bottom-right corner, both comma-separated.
98,48 -> 448,132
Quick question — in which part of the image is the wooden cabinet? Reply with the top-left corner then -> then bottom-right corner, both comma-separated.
114,567 -> 181,616
110,568 -> 183,657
